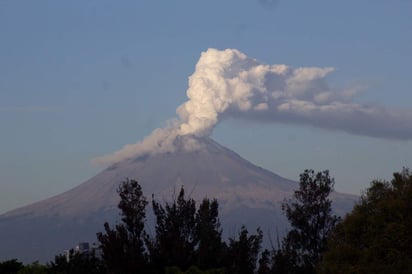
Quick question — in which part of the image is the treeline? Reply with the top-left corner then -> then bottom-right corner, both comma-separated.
2,168 -> 412,274
97,179 -> 263,274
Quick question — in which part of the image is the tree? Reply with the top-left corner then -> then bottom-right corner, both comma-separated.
319,168 -> 412,273
48,249 -> 104,274
18,262 -> 49,274
147,187 -> 197,272
0,259 -> 23,274
276,169 -> 339,273
97,179 -> 148,274
225,226 -> 263,274
195,198 -> 224,270
257,249 -> 272,274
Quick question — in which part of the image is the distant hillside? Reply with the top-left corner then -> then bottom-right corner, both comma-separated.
0,137 -> 357,263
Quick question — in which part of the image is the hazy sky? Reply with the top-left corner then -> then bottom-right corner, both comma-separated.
1,0 -> 411,214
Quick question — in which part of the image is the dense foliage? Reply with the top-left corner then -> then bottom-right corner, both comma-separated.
319,168 -> 412,273
0,259 -> 23,274
147,187 -> 198,271
225,226 -> 263,274
273,170 -> 340,274
0,251 -> 103,274
96,180 -> 262,274
47,249 -> 104,274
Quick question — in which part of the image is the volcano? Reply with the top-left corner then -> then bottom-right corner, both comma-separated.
0,137 -> 357,263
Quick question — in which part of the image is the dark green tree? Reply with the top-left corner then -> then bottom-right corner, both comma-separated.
147,187 -> 197,272
271,249 -> 292,274
319,168 -> 412,273
195,198 -> 224,270
225,225 -> 263,274
97,179 -> 148,274
17,262 -> 48,274
0,259 -> 23,274
276,169 -> 339,273
48,249 -> 104,274
257,249 -> 272,274
47,253 -> 70,274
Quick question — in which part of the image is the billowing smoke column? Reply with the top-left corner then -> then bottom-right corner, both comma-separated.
94,48 -> 412,165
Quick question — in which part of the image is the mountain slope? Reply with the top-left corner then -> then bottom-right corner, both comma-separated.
0,137 -> 357,262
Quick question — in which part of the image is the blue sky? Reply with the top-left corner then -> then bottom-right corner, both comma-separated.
1,0 -> 411,213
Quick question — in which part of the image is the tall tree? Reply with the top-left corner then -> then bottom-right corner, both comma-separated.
97,179 -> 148,274
319,168 -> 412,273
195,198 -> 224,270
147,187 -> 197,272
277,169 -> 339,273
225,226 -> 263,274
257,249 -> 272,274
